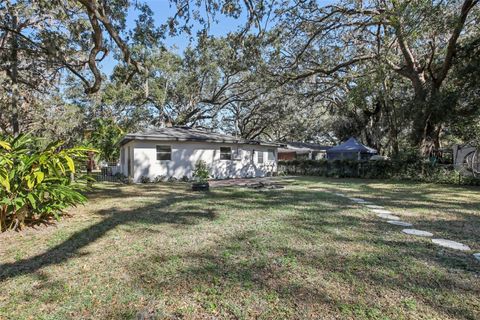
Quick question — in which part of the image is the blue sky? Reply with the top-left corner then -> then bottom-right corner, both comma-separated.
100,0 -> 248,75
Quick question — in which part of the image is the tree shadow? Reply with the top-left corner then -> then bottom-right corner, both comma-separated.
2,179 -> 479,318
0,191 -> 216,281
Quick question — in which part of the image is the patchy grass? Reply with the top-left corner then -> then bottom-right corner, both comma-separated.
0,177 -> 479,319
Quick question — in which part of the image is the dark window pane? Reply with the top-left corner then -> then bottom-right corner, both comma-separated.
157,153 -> 171,160
156,146 -> 171,153
156,145 -> 171,160
268,149 -> 275,160
220,147 -> 231,160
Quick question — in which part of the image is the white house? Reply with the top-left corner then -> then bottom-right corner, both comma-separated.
119,127 -> 281,182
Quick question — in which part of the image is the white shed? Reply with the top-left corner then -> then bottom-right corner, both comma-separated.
119,127 -> 281,182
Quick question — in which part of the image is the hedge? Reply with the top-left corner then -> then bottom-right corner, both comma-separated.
278,159 -> 480,186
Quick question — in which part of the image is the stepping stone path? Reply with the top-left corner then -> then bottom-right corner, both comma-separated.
387,220 -> 413,227
349,197 -> 367,203
432,239 -> 471,251
402,229 -> 433,237
335,190 -> 477,257
377,213 -> 400,220
371,209 -> 393,215
366,205 -> 384,209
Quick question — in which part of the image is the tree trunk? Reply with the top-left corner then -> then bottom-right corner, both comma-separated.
419,117 -> 440,157
10,14 -> 20,136
413,86 -> 443,157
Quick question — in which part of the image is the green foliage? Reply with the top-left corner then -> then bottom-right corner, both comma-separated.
193,160 -> 210,183
0,134 -> 93,231
85,118 -> 124,163
278,159 -> 480,186
140,176 -> 151,183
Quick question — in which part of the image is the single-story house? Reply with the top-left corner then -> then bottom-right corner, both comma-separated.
326,137 -> 377,160
278,142 -> 331,160
119,127 -> 282,182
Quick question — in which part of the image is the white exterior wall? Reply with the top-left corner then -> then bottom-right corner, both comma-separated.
119,141 -> 135,178
120,140 -> 277,182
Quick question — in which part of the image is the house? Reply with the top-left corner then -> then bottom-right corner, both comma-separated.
278,142 -> 331,160
119,127 -> 282,182
326,137 -> 377,160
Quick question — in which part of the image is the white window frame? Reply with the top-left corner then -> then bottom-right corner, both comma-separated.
257,150 -> 264,164
220,147 -> 232,160
156,145 -> 172,161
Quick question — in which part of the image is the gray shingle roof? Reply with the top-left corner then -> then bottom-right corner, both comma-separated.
120,127 -> 282,147
278,142 -> 332,153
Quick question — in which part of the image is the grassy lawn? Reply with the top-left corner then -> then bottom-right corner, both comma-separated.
1,177 -> 479,319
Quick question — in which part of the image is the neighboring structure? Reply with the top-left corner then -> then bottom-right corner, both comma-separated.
453,142 -> 480,177
326,137 -> 377,160
119,127 -> 282,182
278,142 -> 331,160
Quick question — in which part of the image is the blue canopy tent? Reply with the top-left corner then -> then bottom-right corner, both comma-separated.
327,137 -> 377,160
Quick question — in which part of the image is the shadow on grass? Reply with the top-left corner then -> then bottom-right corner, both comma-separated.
301,176 -> 480,244
0,189 -> 215,281
126,215 -> 479,319
0,184 -> 325,282
2,180 -> 479,318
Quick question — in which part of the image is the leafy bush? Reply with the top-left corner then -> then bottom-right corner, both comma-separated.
114,172 -> 127,183
278,159 -> 480,186
192,160 -> 210,183
0,134 -> 92,231
84,118 -> 123,163
140,176 -> 151,183
153,175 -> 166,183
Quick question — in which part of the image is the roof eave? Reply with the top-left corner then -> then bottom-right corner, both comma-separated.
119,134 -> 283,147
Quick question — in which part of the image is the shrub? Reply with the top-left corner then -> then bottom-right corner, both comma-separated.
140,176 -> 151,183
0,134 -> 93,231
113,172 -> 127,183
153,175 -> 166,183
192,160 -> 209,183
278,159 -> 480,186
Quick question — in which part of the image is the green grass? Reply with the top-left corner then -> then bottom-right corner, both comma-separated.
0,177 -> 479,319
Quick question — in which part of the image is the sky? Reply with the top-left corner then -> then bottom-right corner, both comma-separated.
100,0 -> 249,75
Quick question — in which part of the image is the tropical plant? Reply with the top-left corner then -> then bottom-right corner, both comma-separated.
192,160 -> 210,183
0,134 -> 93,231
86,118 -> 124,163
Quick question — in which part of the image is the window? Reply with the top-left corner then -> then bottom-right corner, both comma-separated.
257,150 -> 264,163
220,147 -> 232,160
267,149 -> 275,161
156,145 -> 171,160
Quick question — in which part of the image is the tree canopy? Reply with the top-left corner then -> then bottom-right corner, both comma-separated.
1,0 -> 479,158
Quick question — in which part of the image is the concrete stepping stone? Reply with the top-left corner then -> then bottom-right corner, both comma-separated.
387,220 -> 413,227
402,229 -> 433,237
349,197 -> 367,203
432,239 -> 471,251
474,253 -> 480,262
371,209 -> 393,215
377,213 -> 400,220
366,205 -> 384,209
